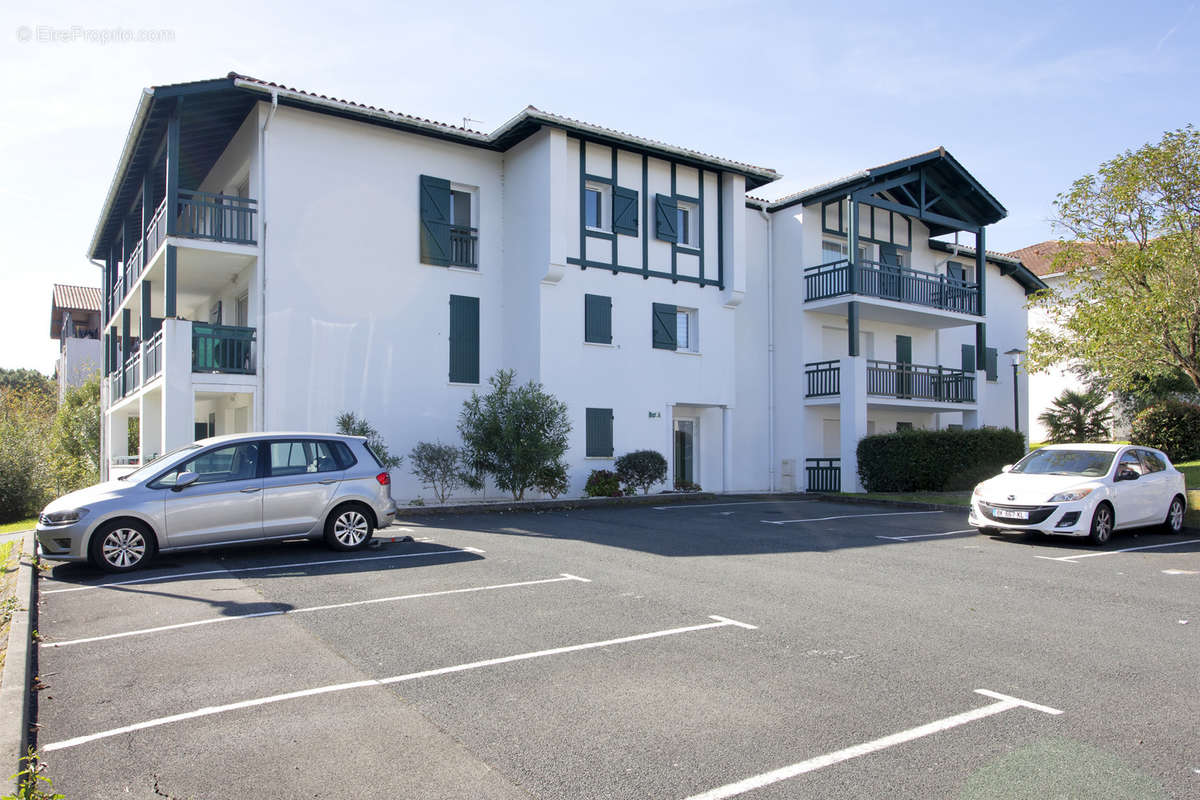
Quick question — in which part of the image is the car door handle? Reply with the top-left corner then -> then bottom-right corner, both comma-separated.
240,487 -> 261,493
318,479 -> 337,485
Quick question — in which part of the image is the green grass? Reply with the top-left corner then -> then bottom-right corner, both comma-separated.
837,491 -> 971,507
0,518 -> 36,535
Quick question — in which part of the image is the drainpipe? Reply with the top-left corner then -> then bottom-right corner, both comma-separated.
256,90 -> 278,433
89,258 -> 108,480
758,206 -> 775,492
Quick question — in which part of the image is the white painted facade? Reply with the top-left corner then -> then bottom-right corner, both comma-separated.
92,76 -> 1041,497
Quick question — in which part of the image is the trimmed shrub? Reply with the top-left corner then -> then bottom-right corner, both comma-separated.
584,469 -> 621,497
534,461 -> 569,499
408,441 -> 466,503
1131,400 -> 1200,462
614,450 -> 668,495
857,428 -> 1025,492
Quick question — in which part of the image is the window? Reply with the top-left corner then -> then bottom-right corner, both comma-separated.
584,294 -> 612,344
154,442 -> 260,487
449,295 -> 480,383
676,202 -> 697,248
420,175 -> 478,268
1137,449 -> 1166,473
585,408 -> 614,458
676,308 -> 698,353
235,293 -> 249,327
585,183 -> 610,231
896,422 -> 914,431
822,240 -> 869,266
268,440 -> 342,477
1117,450 -> 1144,476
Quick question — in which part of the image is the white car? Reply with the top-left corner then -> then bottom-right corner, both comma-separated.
969,443 -> 1187,545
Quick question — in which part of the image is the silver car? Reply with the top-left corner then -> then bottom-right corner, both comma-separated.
37,432 -> 397,572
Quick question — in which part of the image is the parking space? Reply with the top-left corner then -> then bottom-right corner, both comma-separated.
34,498 -> 1200,799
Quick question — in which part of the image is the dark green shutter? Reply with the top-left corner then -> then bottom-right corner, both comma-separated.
947,261 -> 965,282
613,187 -> 638,236
654,194 -> 678,242
879,243 -> 901,266
985,347 -> 998,382
585,294 -> 612,344
652,303 -> 677,350
961,344 -> 976,374
896,335 -> 912,397
419,175 -> 451,266
449,295 -> 479,383
586,408 -> 614,458
895,335 -> 912,364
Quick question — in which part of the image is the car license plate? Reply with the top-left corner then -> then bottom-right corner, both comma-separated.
994,509 -> 1029,520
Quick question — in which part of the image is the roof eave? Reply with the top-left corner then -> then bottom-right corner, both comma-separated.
87,87 -> 155,261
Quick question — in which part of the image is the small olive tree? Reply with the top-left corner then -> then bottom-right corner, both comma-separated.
336,411 -> 403,470
51,373 -> 102,492
409,441 -> 466,503
458,370 -> 571,500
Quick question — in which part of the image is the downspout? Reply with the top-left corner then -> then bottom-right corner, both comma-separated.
256,90 -> 278,433
758,206 -> 775,492
89,257 -> 108,480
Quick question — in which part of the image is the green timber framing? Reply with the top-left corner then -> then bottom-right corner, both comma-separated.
566,135 -> 726,289
762,148 -> 1017,373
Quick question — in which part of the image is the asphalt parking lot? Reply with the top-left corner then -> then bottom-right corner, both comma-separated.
34,497 -> 1200,799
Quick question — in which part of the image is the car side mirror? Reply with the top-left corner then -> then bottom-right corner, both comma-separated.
1116,468 -> 1139,482
172,471 -> 199,491
1001,464 -> 1013,473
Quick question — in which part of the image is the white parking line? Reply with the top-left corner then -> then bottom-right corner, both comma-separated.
762,511 -> 944,525
681,689 -> 1061,800
876,529 -> 976,541
1034,538 -> 1200,564
652,501 -> 813,511
43,574 -> 591,648
42,614 -> 756,752
42,547 -> 485,596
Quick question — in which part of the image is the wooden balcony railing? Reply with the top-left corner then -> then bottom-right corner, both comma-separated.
806,458 -> 841,492
176,190 -> 257,245
449,225 -> 478,268
803,258 -> 980,315
805,360 -> 840,397
867,360 -> 975,403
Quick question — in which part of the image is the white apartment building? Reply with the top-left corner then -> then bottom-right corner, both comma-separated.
90,74 -> 1045,497
50,284 -> 103,401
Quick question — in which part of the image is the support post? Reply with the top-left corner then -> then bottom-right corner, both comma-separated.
975,323 -> 987,371
976,226 -> 986,316
165,100 -> 181,236
722,406 -> 733,493
838,356 -> 868,493
846,195 -> 858,295
165,245 -> 177,318
848,301 -> 860,358
121,309 -> 131,397
140,279 -> 152,332
141,171 -> 152,263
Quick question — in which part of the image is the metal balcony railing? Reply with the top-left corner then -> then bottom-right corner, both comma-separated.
805,360 -> 840,397
176,190 -> 257,245
803,258 -> 980,315
806,458 -> 841,492
192,324 -> 256,374
449,225 -> 478,268
866,360 -> 975,403
143,329 -> 164,382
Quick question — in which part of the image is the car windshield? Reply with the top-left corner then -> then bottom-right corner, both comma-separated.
118,444 -> 203,483
1009,449 -> 1115,477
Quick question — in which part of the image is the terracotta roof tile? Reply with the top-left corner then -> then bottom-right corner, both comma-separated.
1005,240 -> 1108,276
52,284 -> 102,312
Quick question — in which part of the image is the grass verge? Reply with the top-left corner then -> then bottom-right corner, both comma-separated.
0,520 -> 36,536
0,540 -> 19,674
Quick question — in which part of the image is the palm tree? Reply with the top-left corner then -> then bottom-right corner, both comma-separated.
1038,388 -> 1114,443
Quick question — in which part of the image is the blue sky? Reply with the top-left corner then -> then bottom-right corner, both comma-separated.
2,0 -> 1196,373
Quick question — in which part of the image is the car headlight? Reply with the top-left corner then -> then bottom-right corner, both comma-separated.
972,484 -> 984,496
1048,488 -> 1094,503
42,508 -> 88,525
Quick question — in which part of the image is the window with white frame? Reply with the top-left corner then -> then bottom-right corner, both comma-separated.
822,239 -> 870,265
676,307 -> 698,353
585,183 -> 610,231
676,200 -> 698,248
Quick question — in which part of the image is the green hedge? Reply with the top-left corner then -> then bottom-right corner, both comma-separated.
857,428 -> 1025,492
1131,400 -> 1200,462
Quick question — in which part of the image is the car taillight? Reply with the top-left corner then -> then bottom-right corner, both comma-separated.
376,472 -> 390,486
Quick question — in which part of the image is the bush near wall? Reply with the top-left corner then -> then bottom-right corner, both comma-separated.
1131,400 -> 1200,462
857,428 -> 1025,492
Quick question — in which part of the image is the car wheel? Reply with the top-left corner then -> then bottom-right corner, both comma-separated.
324,504 -> 374,551
88,519 -> 156,573
1088,503 -> 1114,545
1164,495 -> 1186,534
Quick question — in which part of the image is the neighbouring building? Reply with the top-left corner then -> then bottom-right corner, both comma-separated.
1006,240 -> 1123,443
89,73 -> 1045,496
50,284 -> 103,401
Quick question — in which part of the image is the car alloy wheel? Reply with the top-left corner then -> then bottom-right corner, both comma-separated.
333,509 -> 369,547
101,526 -> 147,569
1167,497 -> 1185,533
1089,504 -> 1113,545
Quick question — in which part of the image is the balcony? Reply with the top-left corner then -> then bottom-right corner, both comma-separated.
449,225 -> 478,268
805,360 -> 976,403
107,322 -> 256,406
804,259 -> 980,316
192,324 -> 256,374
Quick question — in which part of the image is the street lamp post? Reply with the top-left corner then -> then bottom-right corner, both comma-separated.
1005,348 -> 1025,434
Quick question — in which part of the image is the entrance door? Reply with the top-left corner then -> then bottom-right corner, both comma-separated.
674,419 -> 697,488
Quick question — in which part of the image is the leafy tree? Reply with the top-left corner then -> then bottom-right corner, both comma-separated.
0,387 -> 55,522
408,441 -> 466,503
1028,126 -> 1200,394
457,370 -> 571,500
614,449 -> 668,495
534,461 -> 569,499
335,411 -> 403,470
1131,400 -> 1200,461
1037,388 -> 1113,443
51,374 -> 102,491
0,367 -> 54,400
